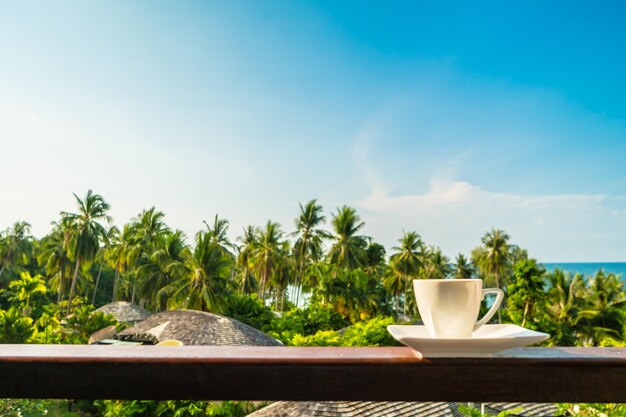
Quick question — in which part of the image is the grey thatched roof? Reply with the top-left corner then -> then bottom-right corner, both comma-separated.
484,402 -> 558,416
115,309 -> 282,346
247,401 -> 558,417
95,301 -> 150,323
88,325 -> 117,344
247,401 -> 465,417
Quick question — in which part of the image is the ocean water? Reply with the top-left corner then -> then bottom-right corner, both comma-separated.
543,262 -> 626,278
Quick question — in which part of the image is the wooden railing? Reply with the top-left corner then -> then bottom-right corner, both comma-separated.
1,345 -> 626,403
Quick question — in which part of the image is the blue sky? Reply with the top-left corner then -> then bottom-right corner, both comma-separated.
1,1 -> 626,261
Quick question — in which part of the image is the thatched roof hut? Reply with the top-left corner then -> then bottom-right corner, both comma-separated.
247,401 -> 465,417
247,401 -> 558,417
484,402 -> 557,416
114,309 -> 556,417
115,309 -> 282,346
95,301 -> 150,324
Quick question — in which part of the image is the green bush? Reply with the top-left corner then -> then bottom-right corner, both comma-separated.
341,316 -> 398,346
287,315 -> 397,347
0,307 -> 36,343
222,294 -> 275,330
265,302 -> 347,343
96,400 -> 261,417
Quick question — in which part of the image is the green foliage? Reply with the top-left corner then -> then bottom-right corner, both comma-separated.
204,401 -> 261,417
506,259 -> 546,329
91,263 -> 115,307
539,269 -> 626,347
420,246 -> 452,280
288,315 -> 397,347
341,316 -> 398,346
32,307 -> 63,344
222,293 -> 275,330
558,403 -> 626,416
0,399 -> 48,417
160,229 -> 234,313
0,294 -> 118,344
8,272 -> 47,314
265,301 -> 347,343
453,253 -> 475,279
290,329 -> 342,346
472,228 -> 512,290
327,206 -> 368,270
9,194 -> 626,414
0,307 -> 35,343
0,221 -> 34,287
458,404 -> 522,416
96,400 -> 261,417
308,264 -> 392,323
576,271 -> 626,346
61,190 -> 111,313
63,304 -> 118,344
97,400 -> 159,417
247,221 -> 289,303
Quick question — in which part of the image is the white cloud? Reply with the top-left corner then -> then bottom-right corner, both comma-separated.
355,180 -> 625,262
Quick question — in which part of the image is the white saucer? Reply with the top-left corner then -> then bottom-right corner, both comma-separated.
387,324 -> 550,358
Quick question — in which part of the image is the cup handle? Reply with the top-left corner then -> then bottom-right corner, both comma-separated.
473,288 -> 504,331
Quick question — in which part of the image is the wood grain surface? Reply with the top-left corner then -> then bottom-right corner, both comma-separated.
1,345 -> 626,402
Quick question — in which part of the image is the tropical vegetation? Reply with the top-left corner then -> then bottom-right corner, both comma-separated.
1,190 -> 625,415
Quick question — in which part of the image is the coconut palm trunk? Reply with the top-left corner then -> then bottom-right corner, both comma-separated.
403,275 -> 410,315
495,271 -> 502,323
394,294 -> 400,317
259,264 -> 270,301
295,261 -> 305,307
522,301 -> 531,327
62,190 -> 111,313
57,275 -> 63,304
240,267 -> 247,294
92,262 -> 102,305
112,268 -> 120,302
67,258 -> 81,314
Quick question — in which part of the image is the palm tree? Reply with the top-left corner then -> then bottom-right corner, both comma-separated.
61,190 -> 111,313
132,207 -> 168,248
126,207 -> 169,303
37,222 -> 72,304
453,253 -> 475,279
544,269 -> 585,346
105,225 -> 134,302
272,241 -> 294,312
421,246 -> 452,279
327,206 -> 367,270
162,230 -> 232,312
90,251 -> 105,305
204,215 -> 236,256
236,225 -> 258,295
137,230 -> 189,310
364,240 -> 387,274
292,200 -> 330,305
383,267 -> 405,316
473,228 -> 511,289
250,221 -> 286,301
578,270 -> 626,346
0,221 -> 34,286
472,229 -> 512,323
388,231 -> 423,315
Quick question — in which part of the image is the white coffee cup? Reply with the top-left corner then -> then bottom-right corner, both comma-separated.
413,279 -> 504,338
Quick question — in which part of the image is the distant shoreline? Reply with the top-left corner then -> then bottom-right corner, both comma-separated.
543,262 -> 626,277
